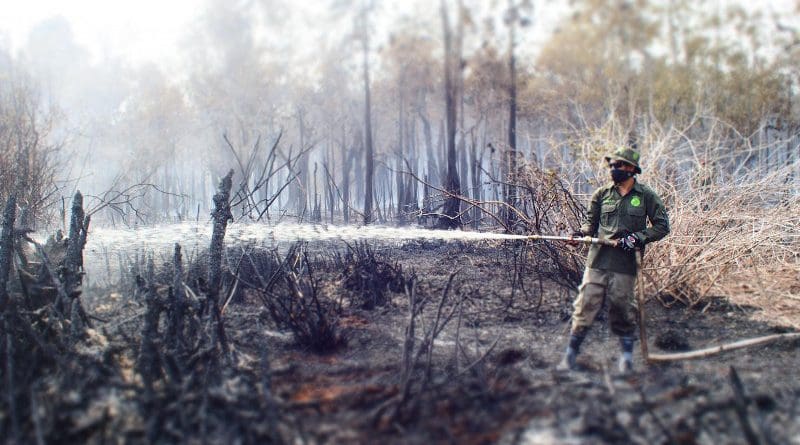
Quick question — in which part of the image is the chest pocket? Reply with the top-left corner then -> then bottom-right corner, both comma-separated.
627,204 -> 646,231
600,203 -> 617,227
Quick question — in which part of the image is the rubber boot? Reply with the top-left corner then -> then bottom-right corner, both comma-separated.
618,336 -> 634,373
557,331 -> 586,371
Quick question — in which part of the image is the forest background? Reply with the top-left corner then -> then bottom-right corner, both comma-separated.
1,0 -> 799,324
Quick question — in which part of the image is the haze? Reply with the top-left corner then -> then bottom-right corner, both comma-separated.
0,0 -> 797,230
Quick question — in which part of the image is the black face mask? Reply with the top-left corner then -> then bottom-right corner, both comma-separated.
611,168 -> 635,183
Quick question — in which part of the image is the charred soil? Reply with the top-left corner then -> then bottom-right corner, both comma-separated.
6,239 -> 800,444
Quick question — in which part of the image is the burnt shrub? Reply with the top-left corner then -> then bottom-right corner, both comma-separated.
175,242 -> 344,354
258,243 -> 345,353
337,241 -> 405,310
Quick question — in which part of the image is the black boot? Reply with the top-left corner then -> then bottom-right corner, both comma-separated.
618,336 -> 634,373
557,331 -> 586,371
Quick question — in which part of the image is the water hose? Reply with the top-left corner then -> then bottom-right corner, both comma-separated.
525,234 -> 618,247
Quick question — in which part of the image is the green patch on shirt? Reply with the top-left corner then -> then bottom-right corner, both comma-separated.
630,196 -> 641,207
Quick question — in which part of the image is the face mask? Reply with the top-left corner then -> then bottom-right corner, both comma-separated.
611,168 -> 635,183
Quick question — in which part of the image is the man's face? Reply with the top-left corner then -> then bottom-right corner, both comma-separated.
609,161 -> 635,172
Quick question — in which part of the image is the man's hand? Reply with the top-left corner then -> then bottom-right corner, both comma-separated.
616,231 -> 641,252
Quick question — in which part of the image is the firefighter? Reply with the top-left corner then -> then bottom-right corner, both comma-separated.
558,147 -> 670,372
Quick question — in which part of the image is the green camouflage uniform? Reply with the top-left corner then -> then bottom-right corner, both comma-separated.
571,180 -> 670,336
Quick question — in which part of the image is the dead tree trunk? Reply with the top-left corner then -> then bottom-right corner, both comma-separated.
0,195 -> 16,313
296,108 -> 309,219
458,130 -> 468,218
137,257 -> 163,387
361,7 -> 376,225
437,119 -> 447,187
406,118 -> 420,215
438,0 -> 463,229
470,128 -> 482,229
419,110 -> 438,187
312,162 -> 321,223
168,243 -> 186,354
505,12 -> 518,229
341,125 -> 353,224
396,90 -> 404,218
61,191 -> 91,335
64,192 -> 90,294
208,170 -> 234,358
325,145 -> 336,224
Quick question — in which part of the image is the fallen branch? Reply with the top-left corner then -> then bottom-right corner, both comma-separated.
647,332 -> 800,362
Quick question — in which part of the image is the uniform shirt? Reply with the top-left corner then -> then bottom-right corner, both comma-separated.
580,180 -> 670,275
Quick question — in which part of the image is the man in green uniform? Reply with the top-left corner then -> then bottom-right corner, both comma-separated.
557,147 -> 670,372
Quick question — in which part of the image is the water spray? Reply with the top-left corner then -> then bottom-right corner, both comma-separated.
81,222 -> 797,364
83,223 -> 620,256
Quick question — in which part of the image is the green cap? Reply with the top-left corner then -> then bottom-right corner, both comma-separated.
605,147 -> 642,174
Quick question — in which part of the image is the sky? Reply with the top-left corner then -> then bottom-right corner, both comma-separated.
0,0 -> 201,70
0,0 -> 796,76
0,0 -> 563,71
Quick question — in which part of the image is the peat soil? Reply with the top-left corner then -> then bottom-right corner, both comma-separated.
85,239 -> 800,445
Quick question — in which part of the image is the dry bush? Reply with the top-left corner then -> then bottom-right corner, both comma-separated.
128,245 -> 284,444
635,120 -> 800,328
246,243 -> 345,353
644,166 -> 799,326
0,194 -> 116,444
478,163 -> 589,293
337,241 -> 405,309
173,241 -> 346,353
513,164 -> 588,288
514,163 -> 586,234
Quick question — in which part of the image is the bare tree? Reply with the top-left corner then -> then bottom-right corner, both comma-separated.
438,0 -> 464,229
503,0 -> 532,230
207,170 -> 234,359
0,76 -> 62,228
359,3 -> 376,225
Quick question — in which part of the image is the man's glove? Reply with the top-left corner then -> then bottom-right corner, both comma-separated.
615,231 -> 641,252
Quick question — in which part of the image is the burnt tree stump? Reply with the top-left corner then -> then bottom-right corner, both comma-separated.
54,191 -> 92,336
167,243 -> 187,354
0,195 -> 17,313
208,170 -> 234,359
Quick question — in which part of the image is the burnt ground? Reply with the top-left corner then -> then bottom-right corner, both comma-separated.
77,239 -> 800,444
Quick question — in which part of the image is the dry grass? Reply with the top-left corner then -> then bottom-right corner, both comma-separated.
645,165 -> 800,328
642,122 -> 799,328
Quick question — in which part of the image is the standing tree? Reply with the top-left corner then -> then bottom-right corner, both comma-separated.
438,0 -> 464,229
0,72 -> 62,228
503,0 -> 532,230
383,30 -> 438,224
358,2 -> 376,225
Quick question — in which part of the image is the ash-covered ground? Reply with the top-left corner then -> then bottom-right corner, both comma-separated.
75,239 -> 800,445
